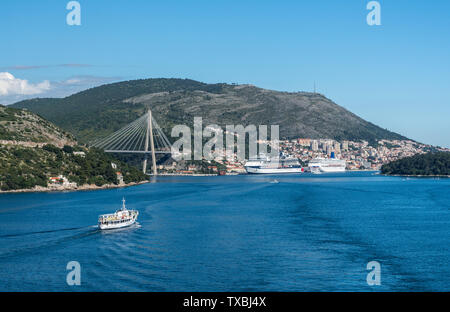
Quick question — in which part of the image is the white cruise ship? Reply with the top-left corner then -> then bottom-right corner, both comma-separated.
308,156 -> 347,173
244,154 -> 303,174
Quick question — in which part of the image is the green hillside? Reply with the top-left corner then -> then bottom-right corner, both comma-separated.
0,145 -> 145,191
12,78 -> 407,144
0,107 -> 146,191
381,152 -> 450,176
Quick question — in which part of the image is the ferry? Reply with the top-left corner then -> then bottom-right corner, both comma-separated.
308,154 -> 346,173
98,198 -> 139,230
244,153 -> 304,174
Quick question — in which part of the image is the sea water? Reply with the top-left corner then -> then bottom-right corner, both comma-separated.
0,172 -> 449,291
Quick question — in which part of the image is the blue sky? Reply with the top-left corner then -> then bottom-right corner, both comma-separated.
1,0 -> 449,147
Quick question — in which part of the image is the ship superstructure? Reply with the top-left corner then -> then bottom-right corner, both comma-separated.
308,155 -> 346,173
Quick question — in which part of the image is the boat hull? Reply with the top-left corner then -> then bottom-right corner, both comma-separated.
99,218 -> 137,230
319,167 -> 346,173
245,167 -> 303,174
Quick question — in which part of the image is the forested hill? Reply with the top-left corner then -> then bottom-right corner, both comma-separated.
12,78 -> 408,144
381,152 -> 450,176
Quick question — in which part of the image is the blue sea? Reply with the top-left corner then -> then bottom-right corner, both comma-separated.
0,172 -> 449,291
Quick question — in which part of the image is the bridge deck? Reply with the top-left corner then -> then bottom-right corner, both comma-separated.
104,150 -> 171,154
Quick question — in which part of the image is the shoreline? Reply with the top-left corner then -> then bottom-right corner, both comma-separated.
384,174 -> 450,178
0,181 -> 150,194
6,171 -> 445,194
155,173 -> 219,177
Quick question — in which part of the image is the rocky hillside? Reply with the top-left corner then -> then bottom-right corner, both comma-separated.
0,105 -> 75,146
11,78 -> 407,144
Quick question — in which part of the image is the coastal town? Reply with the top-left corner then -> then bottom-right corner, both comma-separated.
159,138 -> 450,175
280,138 -> 448,171
2,135 -> 449,190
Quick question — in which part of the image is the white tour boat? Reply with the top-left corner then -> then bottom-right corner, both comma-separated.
98,198 -> 139,230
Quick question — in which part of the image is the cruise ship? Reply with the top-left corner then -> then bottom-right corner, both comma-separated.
244,154 -> 304,174
308,154 -> 346,173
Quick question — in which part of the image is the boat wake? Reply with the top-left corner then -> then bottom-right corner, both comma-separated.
0,225 -> 104,260
0,225 -> 94,239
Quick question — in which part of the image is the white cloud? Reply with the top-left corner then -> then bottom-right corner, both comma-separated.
0,72 -> 50,96
0,74 -> 121,105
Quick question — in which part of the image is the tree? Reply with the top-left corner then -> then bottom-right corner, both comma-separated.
63,145 -> 74,153
381,152 -> 450,176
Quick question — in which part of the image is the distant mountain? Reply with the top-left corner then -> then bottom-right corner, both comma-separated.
11,78 -> 408,144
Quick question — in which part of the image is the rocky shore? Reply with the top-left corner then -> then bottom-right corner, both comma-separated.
0,181 -> 149,194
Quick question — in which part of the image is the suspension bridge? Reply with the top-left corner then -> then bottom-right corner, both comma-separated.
90,110 -> 172,175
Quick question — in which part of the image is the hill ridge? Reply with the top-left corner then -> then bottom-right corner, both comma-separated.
11,78 -> 408,144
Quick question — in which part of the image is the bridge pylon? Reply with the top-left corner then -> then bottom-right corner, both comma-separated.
90,110 -> 172,176
142,110 -> 157,175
